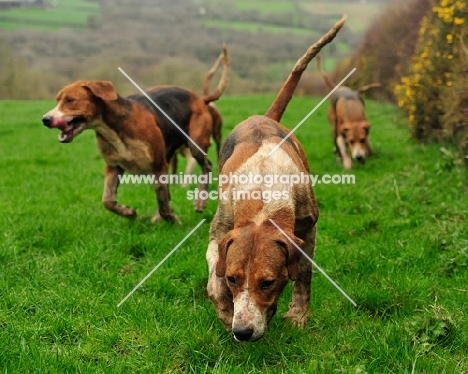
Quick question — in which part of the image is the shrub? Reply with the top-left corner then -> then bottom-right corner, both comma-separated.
0,39 -> 65,100
394,0 -> 468,156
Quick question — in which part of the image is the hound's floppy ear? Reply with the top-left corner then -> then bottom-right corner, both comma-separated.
276,234 -> 304,281
363,122 -> 371,134
83,81 -> 118,101
216,231 -> 235,277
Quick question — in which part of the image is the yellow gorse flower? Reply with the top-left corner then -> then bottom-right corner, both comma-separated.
394,0 -> 467,139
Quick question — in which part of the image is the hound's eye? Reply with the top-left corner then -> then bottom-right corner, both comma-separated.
261,280 -> 275,290
360,139 -> 366,144
64,98 -> 75,105
227,276 -> 236,286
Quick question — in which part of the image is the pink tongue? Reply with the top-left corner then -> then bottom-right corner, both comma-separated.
52,118 -> 70,131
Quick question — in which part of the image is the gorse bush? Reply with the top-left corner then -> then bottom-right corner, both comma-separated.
395,0 -> 468,157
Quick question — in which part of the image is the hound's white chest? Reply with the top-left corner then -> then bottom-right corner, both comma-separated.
95,125 -> 154,174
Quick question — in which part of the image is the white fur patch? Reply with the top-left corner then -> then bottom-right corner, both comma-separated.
225,140 -> 303,224
336,135 -> 348,157
232,283 -> 267,341
351,144 -> 365,160
206,240 -> 219,272
44,106 -> 71,121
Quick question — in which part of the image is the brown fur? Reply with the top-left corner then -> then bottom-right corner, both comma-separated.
42,80 -> 178,222
206,17 -> 346,342
41,47 -> 229,220
170,47 -> 229,181
316,54 -> 374,169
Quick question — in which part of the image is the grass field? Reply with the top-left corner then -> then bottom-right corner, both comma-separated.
0,0 -> 100,30
0,95 -> 467,373
201,0 -> 383,33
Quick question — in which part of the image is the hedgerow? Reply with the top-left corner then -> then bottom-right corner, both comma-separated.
395,0 -> 468,158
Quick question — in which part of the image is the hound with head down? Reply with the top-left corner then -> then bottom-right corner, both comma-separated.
317,54 -> 377,169
206,17 -> 346,342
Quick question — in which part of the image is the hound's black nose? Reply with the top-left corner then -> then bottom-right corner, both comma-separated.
356,155 -> 365,164
233,327 -> 254,342
42,115 -> 53,128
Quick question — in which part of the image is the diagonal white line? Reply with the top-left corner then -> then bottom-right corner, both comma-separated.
268,68 -> 356,156
118,67 -> 207,156
117,219 -> 206,307
268,219 -> 357,307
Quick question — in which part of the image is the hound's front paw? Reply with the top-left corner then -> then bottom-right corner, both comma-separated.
195,197 -> 207,213
283,309 -> 308,328
151,213 -> 182,225
343,158 -> 352,170
121,206 -> 137,218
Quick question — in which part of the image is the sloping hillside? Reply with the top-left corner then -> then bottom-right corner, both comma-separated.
0,0 -> 392,98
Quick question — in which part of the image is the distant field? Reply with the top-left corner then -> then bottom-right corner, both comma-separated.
198,0 -> 358,72
0,0 -> 382,33
203,0 -> 297,13
268,53 -> 344,80
202,19 -> 317,37
200,0 -> 383,33
299,2 -> 382,32
0,0 -> 100,30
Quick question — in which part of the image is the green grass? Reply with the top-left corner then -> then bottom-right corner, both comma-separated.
232,0 -> 297,13
0,0 -> 100,30
1,96 -> 467,373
